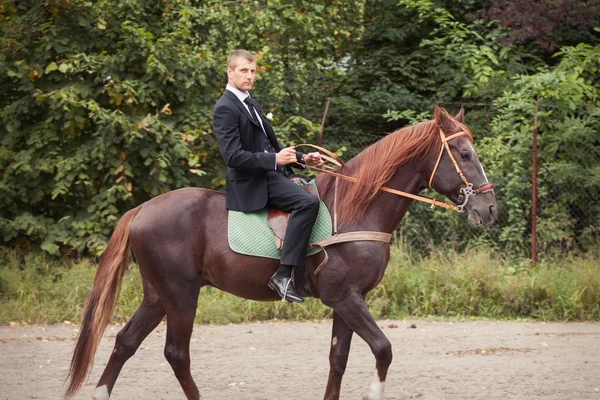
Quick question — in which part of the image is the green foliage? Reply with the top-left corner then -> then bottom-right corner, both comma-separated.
1,0 -> 598,260
0,0 -> 207,255
323,0 -> 441,159
383,109 -> 430,125
375,2 -> 599,257
482,43 -> 600,253
0,0 -> 362,255
2,247 -> 599,325
400,0 -> 513,97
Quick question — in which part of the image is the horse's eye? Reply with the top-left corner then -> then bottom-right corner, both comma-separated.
460,152 -> 470,160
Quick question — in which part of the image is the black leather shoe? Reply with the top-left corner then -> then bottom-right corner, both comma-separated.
268,273 -> 304,303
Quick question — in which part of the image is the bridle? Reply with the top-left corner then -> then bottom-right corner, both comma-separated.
294,134 -> 496,275
295,127 -> 495,217
428,128 -> 495,212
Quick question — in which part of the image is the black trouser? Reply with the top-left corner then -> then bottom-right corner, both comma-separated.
265,171 -> 320,267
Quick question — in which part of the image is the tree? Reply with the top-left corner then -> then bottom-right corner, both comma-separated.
0,0 -> 364,255
1,0 -> 208,255
483,43 -> 600,253
478,0 -> 600,57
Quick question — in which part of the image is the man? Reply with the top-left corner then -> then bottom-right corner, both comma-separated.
212,49 -> 324,303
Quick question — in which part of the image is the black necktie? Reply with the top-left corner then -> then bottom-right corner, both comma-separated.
243,96 -> 260,120
244,97 -> 277,154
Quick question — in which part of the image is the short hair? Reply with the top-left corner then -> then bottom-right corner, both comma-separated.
227,49 -> 255,71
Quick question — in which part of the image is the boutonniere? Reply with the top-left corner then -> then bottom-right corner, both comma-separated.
266,112 -> 273,120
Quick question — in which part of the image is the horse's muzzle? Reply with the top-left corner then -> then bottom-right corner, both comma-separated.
465,190 -> 497,227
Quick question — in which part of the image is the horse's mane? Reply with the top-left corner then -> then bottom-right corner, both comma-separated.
318,112 -> 472,225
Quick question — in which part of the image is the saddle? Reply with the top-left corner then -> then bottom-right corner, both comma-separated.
267,178 -> 320,250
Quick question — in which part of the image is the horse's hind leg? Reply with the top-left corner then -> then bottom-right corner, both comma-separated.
93,281 -> 165,399
323,311 -> 354,400
327,292 -> 392,400
163,289 -> 201,400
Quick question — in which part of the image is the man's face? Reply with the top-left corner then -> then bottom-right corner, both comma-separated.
227,58 -> 256,93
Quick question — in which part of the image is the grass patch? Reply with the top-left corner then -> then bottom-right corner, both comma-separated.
378,247 -> 600,321
1,247 -> 599,325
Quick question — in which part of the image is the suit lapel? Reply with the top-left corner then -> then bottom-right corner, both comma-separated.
247,97 -> 272,135
223,90 -> 281,151
224,90 -> 260,127
248,99 -> 279,148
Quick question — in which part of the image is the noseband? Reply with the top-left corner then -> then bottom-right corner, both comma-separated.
429,128 -> 495,212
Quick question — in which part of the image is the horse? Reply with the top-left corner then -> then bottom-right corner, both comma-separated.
65,105 -> 496,400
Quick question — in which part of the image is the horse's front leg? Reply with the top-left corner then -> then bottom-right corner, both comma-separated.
323,311 -> 354,400
327,292 -> 392,400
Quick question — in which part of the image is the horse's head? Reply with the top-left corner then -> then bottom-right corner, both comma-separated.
428,105 -> 497,226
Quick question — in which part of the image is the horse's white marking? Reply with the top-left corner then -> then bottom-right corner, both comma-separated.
332,336 -> 338,346
93,385 -> 110,400
362,371 -> 385,400
467,142 -> 490,183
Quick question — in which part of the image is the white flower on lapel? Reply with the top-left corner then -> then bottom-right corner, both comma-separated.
266,112 -> 273,120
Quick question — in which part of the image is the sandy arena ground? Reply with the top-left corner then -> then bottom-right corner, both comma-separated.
1,319 -> 599,399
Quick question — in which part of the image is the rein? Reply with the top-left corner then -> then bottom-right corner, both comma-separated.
295,141 -> 459,214
296,128 -> 495,214
293,132 -> 495,275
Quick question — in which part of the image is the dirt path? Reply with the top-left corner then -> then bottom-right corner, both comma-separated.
1,319 -> 599,399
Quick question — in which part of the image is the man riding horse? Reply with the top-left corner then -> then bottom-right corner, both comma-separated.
212,49 -> 324,303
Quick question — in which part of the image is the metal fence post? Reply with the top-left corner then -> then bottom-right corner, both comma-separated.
532,96 -> 540,265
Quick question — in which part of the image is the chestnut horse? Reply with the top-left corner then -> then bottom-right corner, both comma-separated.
65,106 -> 496,400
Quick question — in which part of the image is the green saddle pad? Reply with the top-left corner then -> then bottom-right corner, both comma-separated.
228,182 -> 332,260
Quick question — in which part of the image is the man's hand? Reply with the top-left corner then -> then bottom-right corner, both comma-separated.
302,152 -> 324,167
276,147 -> 298,165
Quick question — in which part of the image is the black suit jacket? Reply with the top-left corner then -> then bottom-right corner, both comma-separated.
212,89 -> 304,212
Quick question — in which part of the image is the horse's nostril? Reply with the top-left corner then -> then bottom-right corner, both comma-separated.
489,205 -> 495,214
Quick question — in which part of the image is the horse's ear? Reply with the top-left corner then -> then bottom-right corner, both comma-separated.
433,104 -> 443,124
434,104 -> 455,133
454,106 -> 465,123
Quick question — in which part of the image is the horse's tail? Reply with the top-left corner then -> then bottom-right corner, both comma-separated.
64,206 -> 141,399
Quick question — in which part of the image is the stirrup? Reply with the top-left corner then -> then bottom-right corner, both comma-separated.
281,278 -> 292,302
